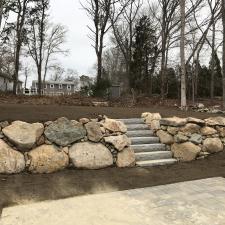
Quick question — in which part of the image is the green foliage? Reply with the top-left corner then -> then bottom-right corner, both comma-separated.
91,79 -> 111,97
130,15 -> 158,94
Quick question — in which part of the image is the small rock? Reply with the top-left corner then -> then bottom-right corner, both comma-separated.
174,132 -> 189,143
167,127 -> 179,135
189,134 -> 203,145
171,142 -> 201,162
116,147 -> 136,168
103,118 -> 127,133
156,130 -> 174,144
79,118 -> 90,124
0,121 -> 9,129
104,135 -> 131,151
200,126 -> 217,136
36,136 -> 45,146
85,122 -> 103,142
203,138 -> 223,153
180,123 -> 200,134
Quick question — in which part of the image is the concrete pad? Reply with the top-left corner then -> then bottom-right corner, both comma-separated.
1,177 -> 225,225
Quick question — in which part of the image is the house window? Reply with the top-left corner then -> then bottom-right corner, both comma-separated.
50,84 -> 54,89
59,84 -> 63,89
67,85 -> 71,90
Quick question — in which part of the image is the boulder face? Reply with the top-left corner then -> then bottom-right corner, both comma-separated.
116,147 -> 136,168
0,139 -> 25,174
189,134 -> 203,145
203,138 -> 223,153
174,133 -> 189,143
69,142 -> 113,169
205,117 -> 225,126
171,142 -> 201,162
180,123 -> 200,134
2,121 -> 44,151
156,130 -> 174,144
27,145 -> 69,174
150,120 -> 161,130
44,117 -> 86,147
187,117 -> 205,125
85,122 -> 103,142
200,127 -> 217,136
167,127 -> 179,135
104,135 -> 131,151
160,117 -> 187,127
102,118 -> 127,133
144,113 -> 162,124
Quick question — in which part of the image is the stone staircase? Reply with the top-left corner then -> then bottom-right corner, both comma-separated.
118,118 -> 177,167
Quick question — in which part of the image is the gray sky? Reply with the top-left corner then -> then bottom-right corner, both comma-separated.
49,0 -> 96,76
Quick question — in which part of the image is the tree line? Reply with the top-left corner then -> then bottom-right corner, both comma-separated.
83,0 -> 225,109
0,0 -> 68,95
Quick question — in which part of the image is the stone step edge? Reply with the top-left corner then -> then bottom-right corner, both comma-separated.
136,158 -> 177,167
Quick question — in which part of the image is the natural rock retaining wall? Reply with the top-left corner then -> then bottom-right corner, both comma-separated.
142,113 -> 225,162
0,117 -> 135,174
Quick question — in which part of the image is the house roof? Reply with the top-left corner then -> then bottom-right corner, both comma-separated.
32,80 -> 76,85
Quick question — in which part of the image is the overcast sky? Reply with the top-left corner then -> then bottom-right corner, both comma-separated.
49,0 -> 96,76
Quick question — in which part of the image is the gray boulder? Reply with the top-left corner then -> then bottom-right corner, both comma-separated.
44,117 -> 86,147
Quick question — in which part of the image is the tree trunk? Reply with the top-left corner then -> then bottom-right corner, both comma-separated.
0,0 -> 3,29
222,0 -> 225,109
180,0 -> 187,110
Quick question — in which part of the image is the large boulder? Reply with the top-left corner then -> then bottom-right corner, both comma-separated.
171,142 -> 201,162
2,121 -> 44,151
0,139 -> 25,174
156,130 -> 174,144
104,135 -> 131,151
116,147 -> 135,168
203,138 -> 223,153
27,145 -> 69,174
200,126 -> 217,136
160,117 -> 187,127
150,120 -> 161,130
180,123 -> 200,134
85,122 -> 103,142
205,117 -> 225,126
102,118 -> 127,133
216,127 -> 225,137
44,117 -> 86,147
69,142 -> 113,169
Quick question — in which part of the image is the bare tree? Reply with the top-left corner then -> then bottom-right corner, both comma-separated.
0,0 -> 3,28
27,0 -> 49,95
222,0 -> 225,108
180,0 -> 187,109
82,0 -> 130,85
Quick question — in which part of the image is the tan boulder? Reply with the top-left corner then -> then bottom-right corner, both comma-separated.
200,126 -> 217,136
203,138 -> 223,153
167,127 -> 179,135
85,122 -> 103,142
160,117 -> 187,127
205,117 -> 225,126
0,139 -> 25,174
27,145 -> 69,174
216,127 -> 225,137
69,142 -> 113,169
180,123 -> 200,134
116,147 -> 136,168
150,120 -> 161,130
79,118 -> 90,124
187,117 -> 205,125
104,135 -> 131,151
2,121 -> 44,151
171,142 -> 201,162
156,130 -> 174,144
145,113 -> 162,124
103,118 -> 127,133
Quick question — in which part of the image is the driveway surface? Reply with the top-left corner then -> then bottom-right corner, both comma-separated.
1,177 -> 225,225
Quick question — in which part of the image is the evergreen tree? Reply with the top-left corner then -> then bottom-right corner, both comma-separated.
130,15 -> 157,95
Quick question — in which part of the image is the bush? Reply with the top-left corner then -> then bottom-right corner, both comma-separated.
91,79 -> 111,97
